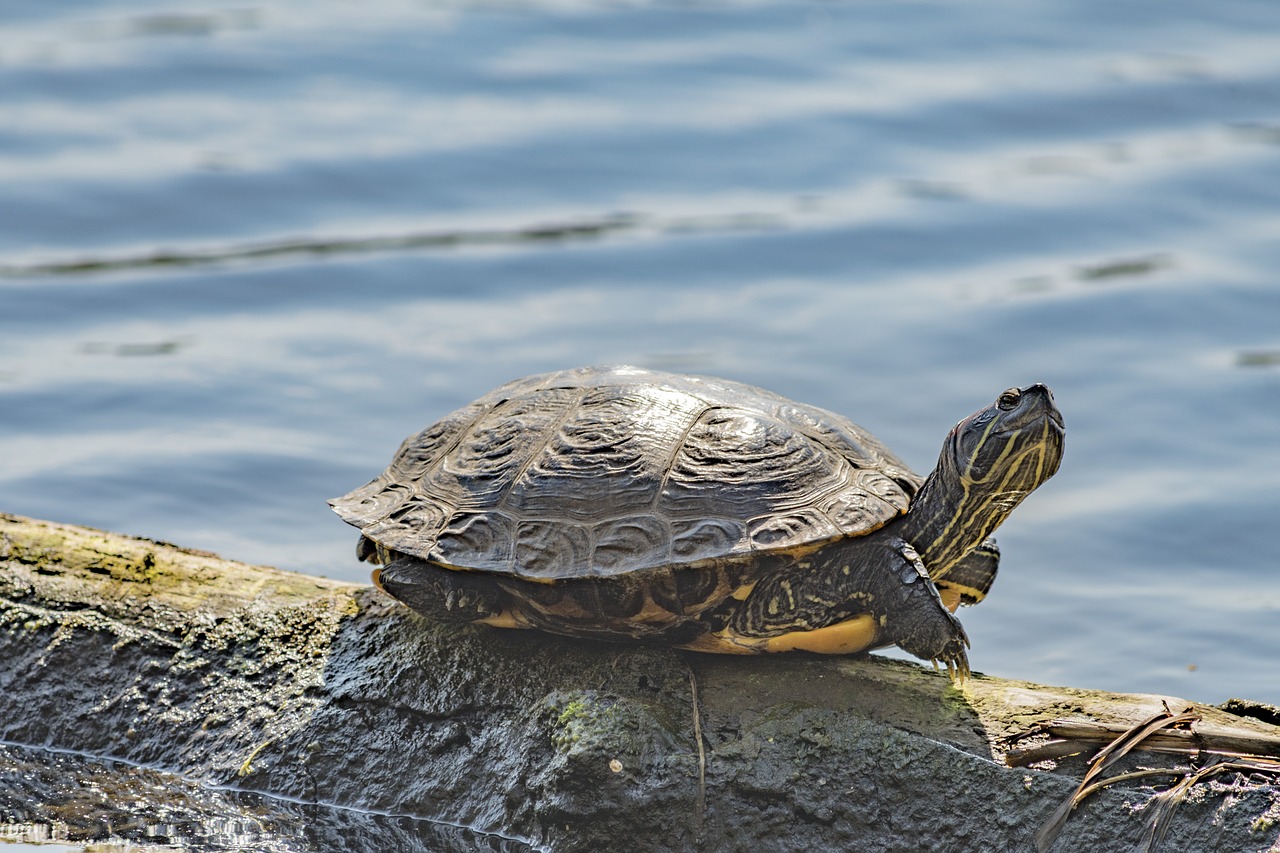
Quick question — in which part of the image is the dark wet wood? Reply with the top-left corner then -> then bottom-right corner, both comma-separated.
2,512 -> 1278,853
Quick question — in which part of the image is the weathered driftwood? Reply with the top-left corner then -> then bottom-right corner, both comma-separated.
1007,716 -> 1280,767
2,512 -> 1278,852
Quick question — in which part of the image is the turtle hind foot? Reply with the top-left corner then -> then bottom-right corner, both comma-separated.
374,557 -> 505,625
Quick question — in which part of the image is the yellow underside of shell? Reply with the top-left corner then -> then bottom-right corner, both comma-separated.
677,615 -> 881,655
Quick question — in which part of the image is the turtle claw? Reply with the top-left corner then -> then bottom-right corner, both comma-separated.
932,650 -> 970,683
900,600 -> 971,681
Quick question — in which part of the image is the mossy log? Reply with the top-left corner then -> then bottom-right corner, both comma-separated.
2,512 -> 1278,852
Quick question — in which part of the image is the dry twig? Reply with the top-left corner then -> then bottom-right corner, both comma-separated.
1034,706 -> 1199,852
1030,706 -> 1280,853
688,667 -> 707,817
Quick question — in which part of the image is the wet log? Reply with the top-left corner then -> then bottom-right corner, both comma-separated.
2,512 -> 1278,852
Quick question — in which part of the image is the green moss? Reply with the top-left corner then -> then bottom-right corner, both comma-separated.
558,700 -> 591,728
553,697 -> 596,750
551,692 -> 625,753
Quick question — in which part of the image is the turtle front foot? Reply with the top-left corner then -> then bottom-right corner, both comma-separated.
888,541 -> 972,681
899,606 -> 971,682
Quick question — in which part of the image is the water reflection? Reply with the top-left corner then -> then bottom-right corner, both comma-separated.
0,743 -> 541,853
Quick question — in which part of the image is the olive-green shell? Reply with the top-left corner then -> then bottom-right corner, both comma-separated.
330,365 -> 921,581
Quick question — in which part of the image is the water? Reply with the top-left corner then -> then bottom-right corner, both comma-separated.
1,0 -> 1278,718
0,742 -> 538,852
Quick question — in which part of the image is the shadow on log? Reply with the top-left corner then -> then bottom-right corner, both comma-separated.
2,513 -> 1278,852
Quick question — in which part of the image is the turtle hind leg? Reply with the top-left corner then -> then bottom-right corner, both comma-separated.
373,557 -> 506,625
936,537 -> 1000,609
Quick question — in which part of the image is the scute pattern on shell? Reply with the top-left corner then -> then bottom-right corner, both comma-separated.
330,365 -> 921,580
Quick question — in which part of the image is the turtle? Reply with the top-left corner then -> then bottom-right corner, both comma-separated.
330,365 -> 1064,676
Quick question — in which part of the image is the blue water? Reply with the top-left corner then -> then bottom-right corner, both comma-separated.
2,0 -> 1278,710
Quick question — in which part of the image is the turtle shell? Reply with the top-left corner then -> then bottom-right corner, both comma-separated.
330,365 -> 921,581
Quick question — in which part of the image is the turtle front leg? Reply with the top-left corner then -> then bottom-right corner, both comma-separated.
727,537 -> 970,677
882,540 -> 971,678
373,557 -> 506,625
934,536 -> 1000,609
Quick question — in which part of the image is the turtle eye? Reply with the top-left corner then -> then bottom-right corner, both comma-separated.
997,388 -> 1021,411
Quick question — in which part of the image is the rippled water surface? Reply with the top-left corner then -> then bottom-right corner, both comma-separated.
2,0 -> 1279,716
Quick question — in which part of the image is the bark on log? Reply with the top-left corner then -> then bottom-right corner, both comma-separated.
2,512 -> 1278,852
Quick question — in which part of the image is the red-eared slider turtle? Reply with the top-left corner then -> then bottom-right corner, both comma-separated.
331,365 -> 1064,676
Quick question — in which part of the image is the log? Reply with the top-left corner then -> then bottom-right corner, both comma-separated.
2,512 -> 1278,852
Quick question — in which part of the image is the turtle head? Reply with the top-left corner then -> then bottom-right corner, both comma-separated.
948,383 -> 1064,490
904,384 -> 1064,582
